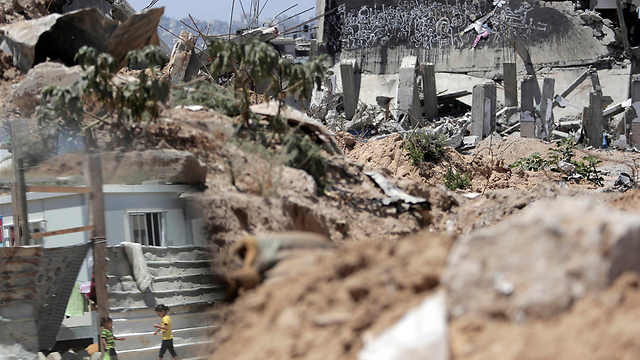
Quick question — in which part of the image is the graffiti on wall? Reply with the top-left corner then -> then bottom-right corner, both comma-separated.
326,0 -> 549,52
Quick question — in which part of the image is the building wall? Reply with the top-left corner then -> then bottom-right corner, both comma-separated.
320,0 -> 613,74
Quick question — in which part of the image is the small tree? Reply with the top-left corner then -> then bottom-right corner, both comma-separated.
38,45 -> 170,149
208,37 -> 330,125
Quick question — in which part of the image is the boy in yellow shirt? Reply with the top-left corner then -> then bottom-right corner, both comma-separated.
153,304 -> 178,360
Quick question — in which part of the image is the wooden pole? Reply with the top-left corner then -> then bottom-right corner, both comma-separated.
84,154 -> 109,353
10,120 -> 29,247
16,158 -> 29,246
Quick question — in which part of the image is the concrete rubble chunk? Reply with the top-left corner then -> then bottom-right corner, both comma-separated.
444,198 -> 640,320
364,170 -> 428,205
358,291 -> 448,360
0,7 -> 164,73
250,101 -> 343,155
11,62 -> 85,116
168,30 -> 196,85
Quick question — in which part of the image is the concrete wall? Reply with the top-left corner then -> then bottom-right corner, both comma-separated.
320,0 -> 614,74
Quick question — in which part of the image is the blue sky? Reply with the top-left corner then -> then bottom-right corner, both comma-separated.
127,0 -> 316,22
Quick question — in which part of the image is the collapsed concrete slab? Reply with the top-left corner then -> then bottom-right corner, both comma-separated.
444,198 -> 640,320
0,7 -> 164,72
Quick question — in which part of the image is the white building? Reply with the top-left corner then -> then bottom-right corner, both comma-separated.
0,184 -> 206,281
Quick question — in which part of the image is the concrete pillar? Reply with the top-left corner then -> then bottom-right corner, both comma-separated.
397,56 -> 422,128
340,59 -> 358,120
309,39 -> 317,59
503,62 -> 517,119
471,84 -> 485,137
539,78 -> 555,141
520,75 -> 535,138
471,84 -> 496,138
629,75 -> 640,145
421,63 -> 438,121
587,91 -> 603,148
631,74 -> 640,103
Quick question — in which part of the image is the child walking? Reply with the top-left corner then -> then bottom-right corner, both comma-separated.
154,304 -> 178,360
101,317 -> 125,360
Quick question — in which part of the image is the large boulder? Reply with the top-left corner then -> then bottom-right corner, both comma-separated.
443,197 -> 640,320
11,62 -> 85,116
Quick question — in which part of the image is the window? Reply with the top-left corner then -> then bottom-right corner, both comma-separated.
128,212 -> 165,246
1,220 -> 46,247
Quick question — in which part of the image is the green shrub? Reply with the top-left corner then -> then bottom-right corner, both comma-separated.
172,81 -> 242,117
509,152 -> 545,171
406,132 -> 447,166
443,167 -> 471,191
509,137 -> 604,187
574,155 -> 604,186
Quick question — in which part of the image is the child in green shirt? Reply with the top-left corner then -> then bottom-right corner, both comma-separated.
101,317 -> 125,360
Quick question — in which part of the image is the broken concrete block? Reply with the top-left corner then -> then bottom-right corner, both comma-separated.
358,291 -> 448,360
11,62 -> 85,116
444,198 -> 640,320
613,135 -> 630,149
471,83 -> 496,138
168,30 -> 195,85
463,135 -> 479,148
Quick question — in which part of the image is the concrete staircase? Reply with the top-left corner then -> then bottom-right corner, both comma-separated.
106,245 -> 223,360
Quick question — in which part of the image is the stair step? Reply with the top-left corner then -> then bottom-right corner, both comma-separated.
112,312 -> 221,335
114,339 -> 216,360
109,284 -> 221,297
109,291 -> 224,312
142,246 -> 216,262
108,274 -> 223,293
147,260 -> 212,277
115,325 -> 219,351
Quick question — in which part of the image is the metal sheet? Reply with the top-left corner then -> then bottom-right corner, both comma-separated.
34,242 -> 91,350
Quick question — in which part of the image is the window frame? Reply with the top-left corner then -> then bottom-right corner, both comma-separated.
1,219 -> 47,247
125,211 -> 166,247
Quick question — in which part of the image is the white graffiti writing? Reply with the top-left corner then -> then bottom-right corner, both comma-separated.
335,1 -> 548,50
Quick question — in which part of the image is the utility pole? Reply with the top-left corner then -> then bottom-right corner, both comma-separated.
84,154 -> 109,353
10,120 -> 29,246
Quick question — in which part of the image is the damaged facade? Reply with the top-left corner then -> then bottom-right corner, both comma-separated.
309,0 -> 640,149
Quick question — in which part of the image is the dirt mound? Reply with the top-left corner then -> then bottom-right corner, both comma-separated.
211,231 -> 452,360
451,272 -> 640,360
